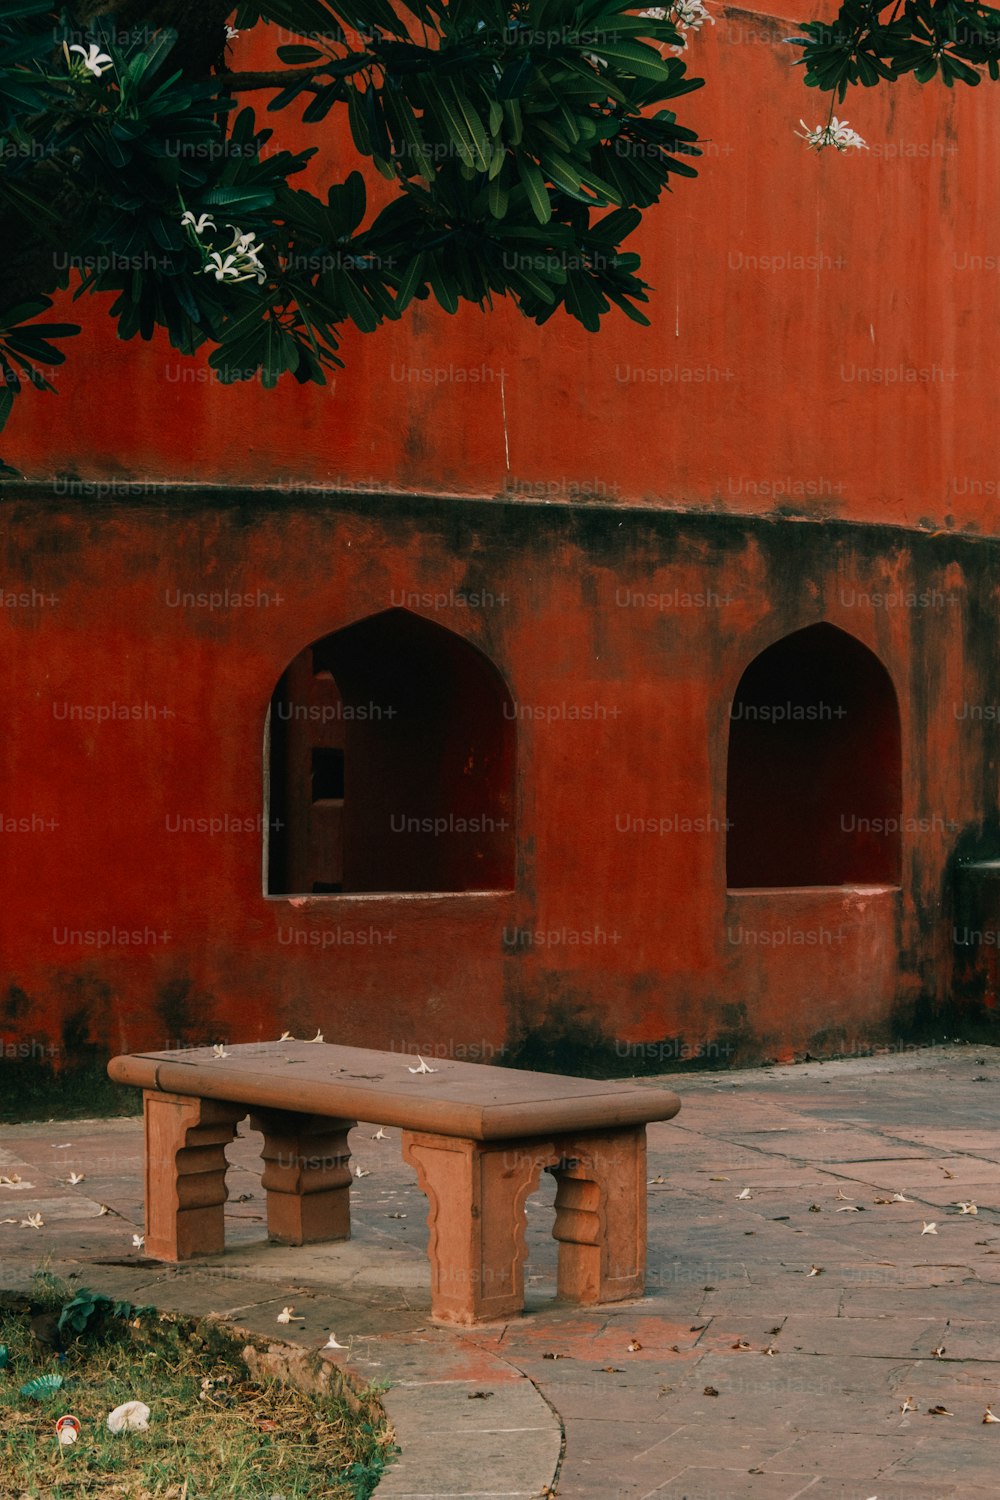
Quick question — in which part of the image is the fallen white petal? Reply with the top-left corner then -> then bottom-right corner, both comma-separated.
305,1029 -> 324,1043
736,1187 -> 751,1199
921,1222 -> 938,1235
354,1166 -> 371,1178
322,1334 -> 347,1349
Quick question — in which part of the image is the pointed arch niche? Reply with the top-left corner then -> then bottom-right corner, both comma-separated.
266,609 -> 516,895
726,623 -> 902,889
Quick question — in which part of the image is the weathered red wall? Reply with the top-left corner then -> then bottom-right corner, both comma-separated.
3,5 -> 999,533
1,494 -> 995,1093
3,6 -> 999,1101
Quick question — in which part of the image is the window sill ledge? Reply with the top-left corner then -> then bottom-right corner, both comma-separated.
726,884 -> 901,897
264,889 -> 515,904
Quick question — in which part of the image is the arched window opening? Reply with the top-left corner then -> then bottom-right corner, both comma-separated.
267,609 -> 516,895
726,623 -> 901,888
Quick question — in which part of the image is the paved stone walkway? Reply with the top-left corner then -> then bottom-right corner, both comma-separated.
2,1044 -> 999,1498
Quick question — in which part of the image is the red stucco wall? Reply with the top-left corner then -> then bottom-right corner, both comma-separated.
3,6 -> 998,1094
3,5 -> 999,534
1,495 -> 994,1084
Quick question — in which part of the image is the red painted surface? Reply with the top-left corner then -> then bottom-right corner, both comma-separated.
0,496 -> 987,1070
4,5 -> 998,534
1,5 -> 996,1077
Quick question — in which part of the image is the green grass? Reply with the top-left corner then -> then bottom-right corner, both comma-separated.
0,1273 -> 396,1499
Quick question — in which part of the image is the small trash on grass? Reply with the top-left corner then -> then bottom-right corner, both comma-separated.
55,1414 -> 81,1445
107,1400 -> 151,1433
20,1374 -> 65,1400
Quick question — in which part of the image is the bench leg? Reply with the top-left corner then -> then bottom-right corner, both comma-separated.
250,1110 -> 356,1245
402,1131 -> 554,1325
549,1127 -> 647,1305
143,1090 -> 245,1261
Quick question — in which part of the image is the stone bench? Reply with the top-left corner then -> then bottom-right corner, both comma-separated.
107,1041 -> 681,1325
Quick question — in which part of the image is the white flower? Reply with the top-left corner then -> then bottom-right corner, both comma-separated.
797,117 -> 868,153
322,1334 -> 347,1349
67,1172 -> 85,1185
68,42 -> 114,78
180,211 -> 217,237
224,226 -> 264,257
212,1044 -> 229,1058
132,1233 -> 144,1249
22,1212 -> 44,1228
226,25 -> 240,40
640,2 -> 714,53
304,1028 -> 324,1043
408,1055 -> 439,1074
354,1165 -> 371,1178
673,0 -> 714,31
371,1127 -> 389,1140
277,1306 -> 304,1324
956,1200 -> 978,1214
201,225 -> 267,286
921,1221 -> 938,1235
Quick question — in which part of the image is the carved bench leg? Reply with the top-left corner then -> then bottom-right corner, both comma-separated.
550,1127 -> 647,1305
402,1131 -> 555,1325
143,1090 -> 245,1262
250,1110 -> 356,1245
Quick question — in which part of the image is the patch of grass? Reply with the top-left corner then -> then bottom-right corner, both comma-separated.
0,1273 -> 396,1499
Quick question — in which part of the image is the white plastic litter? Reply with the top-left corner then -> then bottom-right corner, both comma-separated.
107,1401 -> 151,1433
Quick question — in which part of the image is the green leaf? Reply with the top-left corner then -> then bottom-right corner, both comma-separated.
583,39 -> 675,81
516,156 -> 551,224
276,44 -> 326,63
